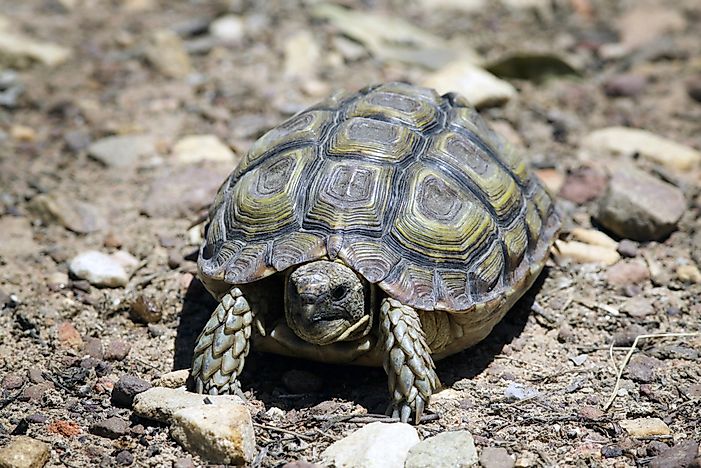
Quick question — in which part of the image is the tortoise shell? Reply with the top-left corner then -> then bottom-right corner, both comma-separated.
199,82 -> 559,312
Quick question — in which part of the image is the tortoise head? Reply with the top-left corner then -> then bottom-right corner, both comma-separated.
285,260 -> 371,345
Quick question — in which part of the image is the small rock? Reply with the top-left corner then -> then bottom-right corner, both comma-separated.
504,382 -> 539,400
617,239 -> 639,258
104,340 -> 131,361
0,436 -> 50,468
57,321 -> 83,348
172,135 -> 235,165
676,264 -> 701,284
619,418 -> 671,438
111,375 -> 152,408
422,61 -> 517,108
601,446 -> 623,458
605,261 -> 650,287
129,296 -> 162,324
1,373 -> 24,390
284,31 -> 320,79
69,251 -> 129,287
282,370 -> 323,394
114,450 -> 134,466
405,430 -> 478,468
578,405 -> 604,420
554,240 -> 620,266
110,250 -> 139,274
596,168 -> 686,241
170,402 -> 256,465
154,369 -> 190,389
173,458 -> 197,468
167,252 -> 182,269
626,355 -> 659,383
47,272 -> 69,290
144,29 -> 191,78
90,416 -> 129,439
64,130 -> 91,153
133,387 -> 245,423
570,227 -> 617,249
83,338 -> 103,360
321,422 -> 419,468
620,296 -> 655,319
534,168 -> 564,194
613,324 -> 648,347
28,193 -> 106,234
479,447 -> 514,468
603,73 -> 646,97
0,31 -> 71,67
647,441 -> 671,457
582,127 -> 701,171
20,383 -> 52,403
569,354 -> 588,366
88,134 -> 157,168
142,165 -> 225,218
209,15 -> 245,43
47,420 -> 81,437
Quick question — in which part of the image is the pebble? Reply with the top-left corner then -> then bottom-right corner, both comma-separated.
504,382 -> 539,400
88,134 -> 157,168
422,60 -> 517,108
1,373 -> 24,390
209,15 -> 245,43
321,422 -> 419,468
144,29 -> 192,78
172,458 -> 197,468
172,135 -> 235,165
617,239 -> 638,258
582,127 -> 701,171
578,405 -> 604,420
648,440 -> 699,468
534,168 -> 564,194
479,447 -> 514,468
57,321 -> 83,348
647,441 -> 671,456
129,295 -> 162,324
47,272 -> 69,290
570,227 -> 617,249
626,355 -> 659,383
605,261 -> 650,287
282,369 -> 323,394
554,240 -> 620,266
20,383 -> 53,403
64,130 -> 91,153
170,401 -> 256,465
133,387 -> 245,423
676,264 -> 701,284
619,418 -> 671,438
284,31 -> 320,79
405,430 -> 478,468
601,446 -> 623,458
620,296 -> 655,319
111,375 -> 152,408
142,165 -> 225,218
115,450 -> 134,466
0,30 -> 71,67
613,324 -> 648,347
104,340 -> 131,361
596,168 -> 686,241
603,73 -> 646,97
558,166 -> 607,204
27,193 -> 106,234
69,251 -> 129,287
90,416 -> 129,439
0,436 -> 50,468
47,420 -> 81,437
154,369 -> 189,389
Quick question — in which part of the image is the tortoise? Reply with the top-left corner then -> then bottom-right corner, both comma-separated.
190,82 -> 559,423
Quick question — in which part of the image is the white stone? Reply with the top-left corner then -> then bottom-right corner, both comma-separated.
0,436 -> 50,468
321,422 -> 419,468
0,30 -> 71,67
554,240 -> 621,266
88,134 -> 157,168
171,403 -> 255,465
619,418 -> 671,438
154,369 -> 190,388
110,250 -> 139,273
582,127 -> 701,171
172,135 -> 235,165
422,61 -> 516,108
209,15 -> 245,43
69,251 -> 129,287
405,430 -> 478,468
283,31 -> 320,79
132,387 -> 244,423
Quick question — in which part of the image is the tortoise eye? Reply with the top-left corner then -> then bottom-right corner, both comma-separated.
331,285 -> 348,300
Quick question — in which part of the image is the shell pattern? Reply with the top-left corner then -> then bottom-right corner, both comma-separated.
199,82 -> 559,312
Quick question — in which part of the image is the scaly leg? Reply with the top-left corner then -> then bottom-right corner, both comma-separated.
379,298 -> 440,424
191,287 -> 253,395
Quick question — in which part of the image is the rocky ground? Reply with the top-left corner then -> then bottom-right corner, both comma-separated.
1,0 -> 700,466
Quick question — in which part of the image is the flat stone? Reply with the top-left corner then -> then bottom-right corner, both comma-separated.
83,337 -> 103,359
154,369 -> 190,389
209,15 -> 245,43
321,422 -> 419,468
142,165 -> 225,219
423,61 -> 516,108
405,430 -> 478,468
1,373 -> 24,390
605,261 -> 650,287
132,387 -> 245,423
172,135 -> 235,165
649,440 -> 700,468
104,340 -> 131,361
90,416 -> 129,439
57,321 -> 83,348
0,31 -> 71,67
28,193 -> 106,234
626,355 -> 660,383
69,251 -> 128,288
504,382 -> 539,400
88,134 -> 157,168
170,402 -> 255,465
144,29 -> 191,78
111,375 -> 152,408
603,73 -> 647,97
620,418 -> 671,438
0,436 -> 50,468
620,296 -> 655,319
582,127 -> 700,171
596,168 -> 686,241
479,447 -> 515,468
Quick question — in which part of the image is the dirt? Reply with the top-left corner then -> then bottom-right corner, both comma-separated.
0,0 -> 700,467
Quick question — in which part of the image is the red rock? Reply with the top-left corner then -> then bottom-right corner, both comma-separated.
605,261 -> 650,287
559,166 -> 607,204
47,420 -> 81,437
57,322 -> 83,348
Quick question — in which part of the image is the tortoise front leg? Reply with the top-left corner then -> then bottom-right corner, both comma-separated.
379,298 -> 440,424
191,287 -> 254,395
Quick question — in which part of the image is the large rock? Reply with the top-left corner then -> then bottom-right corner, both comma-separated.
88,134 -> 157,168
132,387 -> 244,423
596,168 -> 686,241
405,430 -> 478,468
68,251 -> 129,287
170,403 -> 255,465
582,127 -> 701,171
0,436 -> 50,468
320,422 -> 419,468
422,61 -> 516,108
